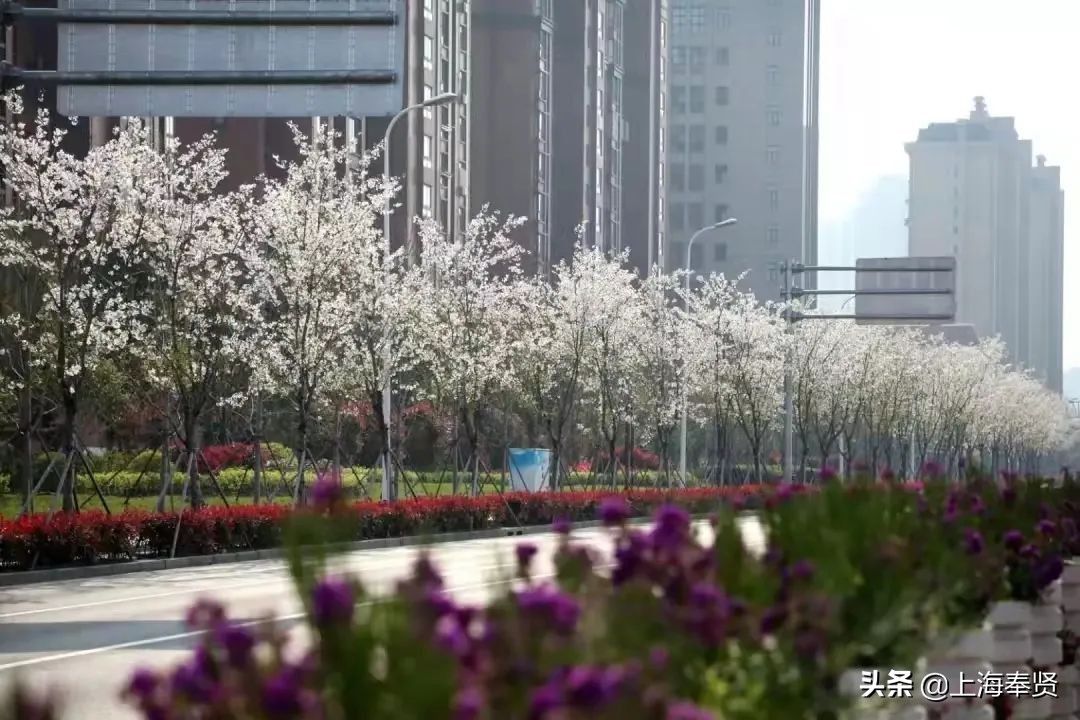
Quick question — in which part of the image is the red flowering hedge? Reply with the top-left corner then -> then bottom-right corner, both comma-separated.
0,487 -> 767,572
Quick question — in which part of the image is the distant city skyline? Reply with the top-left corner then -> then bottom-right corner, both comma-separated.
818,0 -> 1079,371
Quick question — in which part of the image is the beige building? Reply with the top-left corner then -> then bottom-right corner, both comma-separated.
665,0 -> 818,301
906,97 -> 1064,392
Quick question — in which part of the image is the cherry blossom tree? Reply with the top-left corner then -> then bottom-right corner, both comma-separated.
411,211 -> 527,495
246,124 -> 391,502
721,294 -> 785,482
634,268 -> 696,483
0,95 -> 160,511
576,249 -> 643,487
511,252 -> 593,489
145,133 -> 253,509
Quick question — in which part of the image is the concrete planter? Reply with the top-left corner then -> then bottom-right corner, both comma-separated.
1052,665 -> 1080,718
988,601 -> 1034,665
1030,602 -> 1063,667
939,706 -> 994,720
1012,695 -> 1053,720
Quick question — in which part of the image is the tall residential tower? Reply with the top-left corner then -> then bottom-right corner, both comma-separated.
470,0 -> 668,275
906,98 -> 1065,392
665,0 -> 817,300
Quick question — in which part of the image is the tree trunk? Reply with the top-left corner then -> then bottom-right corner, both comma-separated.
19,376 -> 33,512
156,435 -> 172,513
252,395 -> 263,505
295,396 -> 308,505
59,391 -> 78,512
185,416 -> 205,509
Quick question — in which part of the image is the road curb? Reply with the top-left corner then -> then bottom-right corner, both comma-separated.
0,519 -> 614,588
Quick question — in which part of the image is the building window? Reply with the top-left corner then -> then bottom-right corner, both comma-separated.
716,47 -> 730,65
767,106 -> 782,126
717,9 -> 732,29
767,145 -> 780,167
689,47 -> 705,74
424,36 -> 434,69
671,162 -> 685,192
672,125 -> 686,153
768,31 -> 782,47
688,164 -> 704,192
714,242 -> 727,262
715,126 -> 728,145
767,226 -> 780,245
424,84 -> 434,118
689,86 -> 705,113
688,125 -> 705,153
672,242 -> 685,267
768,187 -> 779,210
769,265 -> 780,283
422,184 -> 433,217
687,202 -> 703,230
672,46 -> 687,71
423,135 -> 433,168
715,86 -> 730,106
424,0 -> 433,19
714,204 -> 729,222
715,163 -> 728,184
672,86 -> 687,114
767,65 -> 780,86
672,5 -> 706,32
670,202 -> 685,231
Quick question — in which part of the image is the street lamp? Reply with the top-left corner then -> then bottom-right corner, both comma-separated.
380,91 -> 459,503
680,218 -> 738,485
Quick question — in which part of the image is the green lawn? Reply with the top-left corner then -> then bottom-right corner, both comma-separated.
0,472 -> 673,517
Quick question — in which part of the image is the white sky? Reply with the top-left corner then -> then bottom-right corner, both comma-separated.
818,0 -> 1080,369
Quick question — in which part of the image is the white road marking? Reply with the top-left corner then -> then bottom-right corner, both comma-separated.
0,556 -> 514,620
0,571 -> 559,672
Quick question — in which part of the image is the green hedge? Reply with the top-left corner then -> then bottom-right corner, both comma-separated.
0,467 -> 690,498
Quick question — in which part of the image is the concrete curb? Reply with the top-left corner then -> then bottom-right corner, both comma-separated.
0,519 -> 615,588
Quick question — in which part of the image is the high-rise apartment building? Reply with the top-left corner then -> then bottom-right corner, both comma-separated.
906,97 -> 1065,392
470,0 -> 668,276
665,0 -> 816,300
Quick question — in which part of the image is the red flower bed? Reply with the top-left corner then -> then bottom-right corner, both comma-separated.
197,443 -> 261,472
0,487 -> 767,573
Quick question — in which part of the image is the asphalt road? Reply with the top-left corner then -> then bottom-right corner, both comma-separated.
0,517 -> 766,719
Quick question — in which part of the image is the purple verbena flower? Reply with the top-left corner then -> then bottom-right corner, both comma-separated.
515,584 -> 581,635
553,517 -> 572,535
452,685 -> 484,720
599,496 -> 631,526
311,576 -> 354,626
1038,519 -> 1057,537
667,701 -> 717,720
170,648 -> 217,705
435,614 -> 470,658
651,505 -> 691,549
1003,530 -> 1025,552
215,623 -> 255,668
565,666 -> 611,708
516,542 -> 539,574
1020,544 -> 1041,560
612,530 -> 648,585
310,472 -> 343,509
1034,554 -> 1065,590
964,528 -> 984,556
185,598 -> 225,630
127,668 -> 159,702
528,681 -> 563,720
787,559 -> 815,582
760,605 -> 788,634
262,668 -> 303,717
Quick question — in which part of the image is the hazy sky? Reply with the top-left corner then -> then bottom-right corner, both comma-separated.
818,0 -> 1079,369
